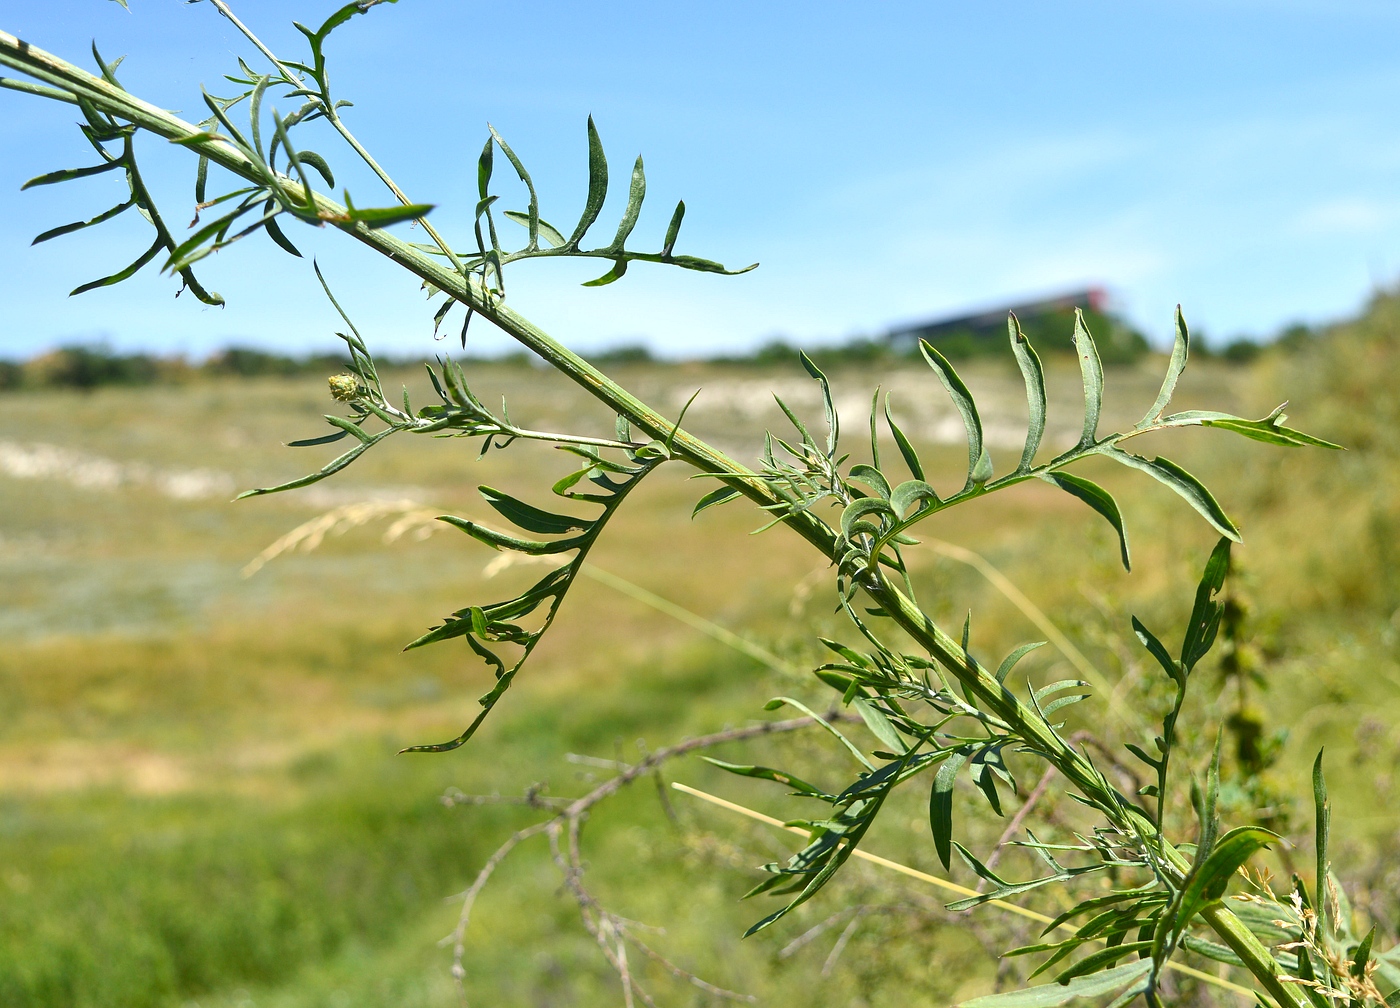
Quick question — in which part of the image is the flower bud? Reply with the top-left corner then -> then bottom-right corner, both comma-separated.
328,373 -> 360,402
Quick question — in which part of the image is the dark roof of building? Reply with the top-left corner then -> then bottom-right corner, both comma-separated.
886,287 -> 1107,343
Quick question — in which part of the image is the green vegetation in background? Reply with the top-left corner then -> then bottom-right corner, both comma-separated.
2,314 -> 1320,393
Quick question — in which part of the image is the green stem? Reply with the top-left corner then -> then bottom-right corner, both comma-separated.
0,31 -> 1312,1005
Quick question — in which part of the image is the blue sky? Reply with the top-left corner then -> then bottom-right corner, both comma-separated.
4,0 -> 1400,359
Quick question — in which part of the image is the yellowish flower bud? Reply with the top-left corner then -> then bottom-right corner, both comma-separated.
328,373 -> 360,402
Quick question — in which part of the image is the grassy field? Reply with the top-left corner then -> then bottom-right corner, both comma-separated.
1,301 -> 1398,1007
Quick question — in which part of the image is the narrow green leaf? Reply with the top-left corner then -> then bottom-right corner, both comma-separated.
1180,537 -> 1230,670
890,479 -> 939,518
286,430 -> 350,448
693,485 -> 743,517
345,202 -> 435,229
237,428 -> 395,498
1073,309 -> 1104,447
1009,313 -> 1046,471
701,758 -> 826,797
296,150 -> 335,188
662,199 -> 685,257
849,464 -> 890,500
665,252 -> 758,275
1140,305 -> 1190,427
1172,826 -> 1278,941
1179,934 -> 1246,968
956,960 -> 1152,1006
841,497 -> 895,541
1100,447 -> 1240,542
1053,942 -> 1153,984
1352,926 -> 1376,980
1041,471 -> 1130,570
478,486 -> 590,535
569,115 -> 609,247
503,210 -> 567,248
21,160 -> 122,189
1196,414 -> 1343,449
323,414 -> 371,443
581,259 -> 628,286
608,154 -> 646,250
919,340 -> 983,490
488,125 -> 540,248
435,515 -> 579,555
763,697 -> 875,769
852,698 -> 907,753
930,748 -> 969,869
263,213 -> 303,258
1131,616 -> 1180,683
799,351 -> 838,455
476,136 -> 493,201
1313,749 -> 1329,932
32,199 -> 133,245
884,394 -> 925,480
995,641 -> 1046,684
71,237 -> 162,295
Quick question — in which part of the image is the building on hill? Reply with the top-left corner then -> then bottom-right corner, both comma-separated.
885,287 -> 1147,363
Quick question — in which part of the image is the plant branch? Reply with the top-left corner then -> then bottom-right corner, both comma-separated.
0,33 -> 1313,1004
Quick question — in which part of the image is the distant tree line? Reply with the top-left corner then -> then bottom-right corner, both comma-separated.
0,317 -> 1320,392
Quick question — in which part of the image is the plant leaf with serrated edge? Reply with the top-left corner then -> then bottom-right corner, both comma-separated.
955,960 -> 1152,1006
919,340 -> 983,490
1041,470 -> 1130,570
1008,313 -> 1046,471
1073,309 -> 1104,446
478,486 -> 590,535
930,748 -> 969,869
1098,447 -> 1240,542
1139,306 -> 1189,427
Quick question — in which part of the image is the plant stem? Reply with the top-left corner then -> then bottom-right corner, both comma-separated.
0,32 -> 1313,1004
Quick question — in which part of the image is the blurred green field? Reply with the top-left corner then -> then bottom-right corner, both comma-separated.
2,300 -> 1398,1007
